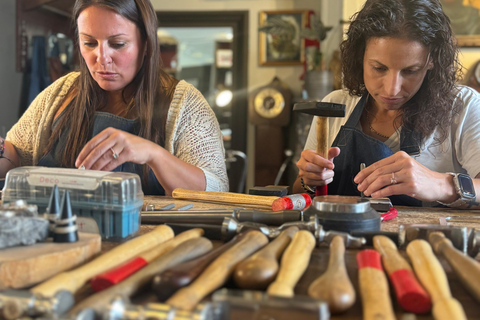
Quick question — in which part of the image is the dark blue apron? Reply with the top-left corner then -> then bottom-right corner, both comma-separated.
329,93 -> 422,206
38,111 -> 165,195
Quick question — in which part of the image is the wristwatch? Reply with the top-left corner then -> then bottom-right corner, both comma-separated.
438,173 -> 477,208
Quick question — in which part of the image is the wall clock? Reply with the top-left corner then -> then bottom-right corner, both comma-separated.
249,77 -> 292,126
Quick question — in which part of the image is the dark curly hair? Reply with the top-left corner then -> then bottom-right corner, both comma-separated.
341,0 -> 463,145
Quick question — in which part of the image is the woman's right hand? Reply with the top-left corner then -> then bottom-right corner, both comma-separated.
296,147 -> 340,187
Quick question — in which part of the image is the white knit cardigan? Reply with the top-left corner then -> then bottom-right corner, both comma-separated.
6,72 -> 229,192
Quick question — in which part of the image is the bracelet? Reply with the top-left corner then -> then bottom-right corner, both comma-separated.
300,177 -> 316,195
0,137 -> 16,168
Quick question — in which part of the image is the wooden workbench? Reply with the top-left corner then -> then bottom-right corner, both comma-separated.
134,196 -> 480,320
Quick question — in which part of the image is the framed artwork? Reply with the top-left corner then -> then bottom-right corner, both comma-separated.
441,0 -> 480,47
258,10 -> 308,66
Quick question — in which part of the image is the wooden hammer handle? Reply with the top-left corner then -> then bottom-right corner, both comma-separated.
406,239 -> 467,320
172,188 -> 278,207
90,228 -> 204,292
357,249 -> 396,320
233,227 -> 298,290
33,225 -> 175,297
429,232 -> 480,303
167,230 -> 269,311
267,230 -> 316,298
69,237 -> 213,316
315,116 -> 329,196
373,235 -> 431,314
308,235 -> 355,314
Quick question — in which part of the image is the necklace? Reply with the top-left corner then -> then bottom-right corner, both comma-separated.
365,111 -> 391,139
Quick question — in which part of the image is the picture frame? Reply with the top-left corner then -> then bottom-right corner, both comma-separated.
440,0 -> 480,47
258,10 -> 308,66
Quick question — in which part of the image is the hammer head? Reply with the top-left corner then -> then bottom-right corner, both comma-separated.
293,102 -> 346,117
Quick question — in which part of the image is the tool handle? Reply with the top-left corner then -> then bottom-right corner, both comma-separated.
432,298 -> 468,320
233,227 -> 298,290
172,188 -> 278,207
429,232 -> 480,303
308,236 -> 355,314
32,225 -> 175,297
90,228 -> 204,292
406,239 -> 453,304
357,249 -> 396,320
267,230 -> 316,298
315,116 -> 329,196
70,237 -> 213,316
152,232 -> 246,301
167,230 -> 269,311
373,236 -> 431,314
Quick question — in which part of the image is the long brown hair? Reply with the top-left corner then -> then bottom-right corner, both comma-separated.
341,0 -> 463,145
47,0 -> 178,167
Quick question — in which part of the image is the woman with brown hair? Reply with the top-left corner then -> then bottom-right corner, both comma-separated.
294,0 -> 480,208
1,0 -> 228,195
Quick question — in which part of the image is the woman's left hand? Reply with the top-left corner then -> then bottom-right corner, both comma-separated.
354,151 -> 454,202
75,127 -> 156,171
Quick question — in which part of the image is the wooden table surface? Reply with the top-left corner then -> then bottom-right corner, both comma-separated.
116,196 -> 480,320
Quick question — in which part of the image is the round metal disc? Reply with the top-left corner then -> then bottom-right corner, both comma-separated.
312,195 -> 371,213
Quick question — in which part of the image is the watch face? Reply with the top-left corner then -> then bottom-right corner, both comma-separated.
253,88 -> 285,119
458,173 -> 476,199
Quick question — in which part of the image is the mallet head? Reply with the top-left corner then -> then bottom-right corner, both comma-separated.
293,102 -> 346,117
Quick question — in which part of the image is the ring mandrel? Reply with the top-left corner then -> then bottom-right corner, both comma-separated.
45,185 -> 61,238
53,190 -> 79,243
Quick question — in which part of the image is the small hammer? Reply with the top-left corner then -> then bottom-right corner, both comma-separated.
293,101 -> 346,196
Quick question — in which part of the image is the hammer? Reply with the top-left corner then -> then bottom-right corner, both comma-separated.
293,101 -> 346,195
0,225 -> 175,319
406,239 -> 467,320
308,235 -> 356,314
166,230 -> 269,311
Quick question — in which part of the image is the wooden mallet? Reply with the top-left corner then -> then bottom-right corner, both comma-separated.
293,102 -> 346,196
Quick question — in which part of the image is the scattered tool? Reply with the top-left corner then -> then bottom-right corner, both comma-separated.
356,249 -> 396,320
0,225 -> 174,319
53,190 -> 78,243
293,101 -> 346,196
141,208 -> 303,226
428,232 -> 480,303
90,228 -> 204,292
267,230 -> 316,297
69,237 -> 213,318
406,239 -> 467,320
167,230 -> 269,311
172,188 -> 311,211
352,224 -> 480,257
233,227 -> 298,290
303,195 -> 381,232
222,215 -> 365,247
152,232 -> 249,301
373,235 -> 431,313
308,235 -> 356,314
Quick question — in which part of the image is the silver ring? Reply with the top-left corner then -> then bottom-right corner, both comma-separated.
390,172 -> 397,185
110,147 -> 118,160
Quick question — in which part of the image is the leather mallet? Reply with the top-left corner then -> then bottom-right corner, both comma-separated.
406,239 -> 467,320
308,235 -> 356,314
233,226 -> 298,290
373,235 -> 431,313
293,102 -> 346,196
267,230 -> 316,298
166,230 -> 269,311
429,231 -> 480,303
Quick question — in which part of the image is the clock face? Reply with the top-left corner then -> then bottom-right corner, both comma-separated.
253,88 -> 285,119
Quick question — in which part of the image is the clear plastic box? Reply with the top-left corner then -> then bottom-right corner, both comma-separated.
1,167 -> 144,240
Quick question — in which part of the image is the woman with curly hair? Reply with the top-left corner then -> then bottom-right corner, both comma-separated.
294,0 -> 480,208
0,0 -> 228,195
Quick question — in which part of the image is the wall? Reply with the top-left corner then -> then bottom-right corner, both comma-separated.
0,0 -> 23,137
